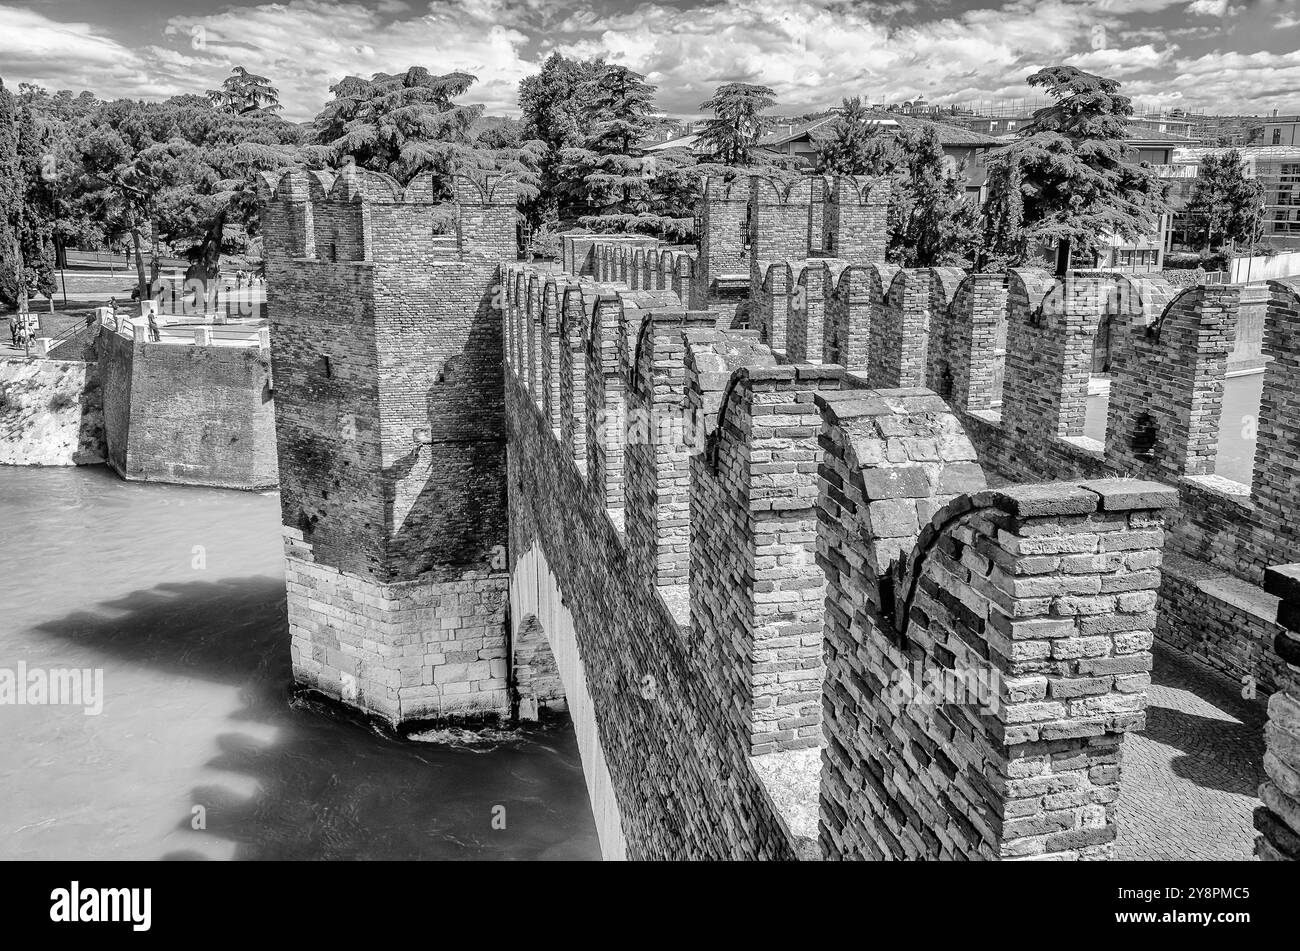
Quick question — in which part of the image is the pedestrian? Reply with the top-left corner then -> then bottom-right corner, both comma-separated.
147,308 -> 161,343
9,313 -> 18,347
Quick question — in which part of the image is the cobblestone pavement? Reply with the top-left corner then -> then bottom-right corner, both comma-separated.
1117,643 -> 1267,860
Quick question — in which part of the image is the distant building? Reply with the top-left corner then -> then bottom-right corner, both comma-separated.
963,113 -> 1204,142
757,110 -> 1002,199
1088,136 -> 1192,272
1262,115 -> 1300,147
1166,145 -> 1300,251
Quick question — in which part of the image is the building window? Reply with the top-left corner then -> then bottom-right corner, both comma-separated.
1274,129 -> 1283,145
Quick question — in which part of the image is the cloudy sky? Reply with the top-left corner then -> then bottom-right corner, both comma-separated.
2,0 -> 1298,119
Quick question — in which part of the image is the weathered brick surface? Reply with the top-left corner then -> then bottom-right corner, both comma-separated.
260,166 -> 514,722
825,264 -> 886,369
871,267 -> 962,388
787,262 -> 829,364
506,311 -> 801,859
926,272 -> 1008,415
818,459 -> 1172,860
1106,285 -> 1237,482
691,362 -> 851,755
1258,564 -> 1300,860
626,310 -> 716,586
262,166 -> 1299,859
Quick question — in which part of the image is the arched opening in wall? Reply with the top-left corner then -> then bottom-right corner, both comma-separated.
512,613 -> 567,721
1212,283 -> 1268,486
1130,412 -> 1159,463
937,361 -> 954,400
1082,305 -> 1120,442
989,287 -> 1010,410
430,207 -> 460,257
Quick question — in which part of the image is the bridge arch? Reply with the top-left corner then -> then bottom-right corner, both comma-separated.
510,543 -> 627,860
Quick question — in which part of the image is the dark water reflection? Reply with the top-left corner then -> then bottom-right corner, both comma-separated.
0,465 -> 599,861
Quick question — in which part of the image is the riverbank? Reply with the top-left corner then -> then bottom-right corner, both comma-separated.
0,357 -> 104,467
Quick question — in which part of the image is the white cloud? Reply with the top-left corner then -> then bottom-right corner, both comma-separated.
0,0 -> 1295,120
1066,43 -> 1173,76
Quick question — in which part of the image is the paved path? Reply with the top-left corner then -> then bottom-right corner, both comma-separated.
1118,643 -> 1266,860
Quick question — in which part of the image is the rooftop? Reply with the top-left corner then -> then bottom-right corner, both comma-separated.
758,110 -> 1002,149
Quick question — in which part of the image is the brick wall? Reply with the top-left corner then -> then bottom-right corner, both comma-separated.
260,165 -> 514,723
502,254 -> 1178,860
690,363 -> 849,756
1258,564 -> 1300,860
817,443 -> 1173,859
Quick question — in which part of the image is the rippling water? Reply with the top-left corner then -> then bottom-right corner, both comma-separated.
0,465 -> 599,861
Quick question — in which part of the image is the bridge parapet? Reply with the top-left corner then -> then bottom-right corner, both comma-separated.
817,453 -> 1177,859
1259,564 -> 1300,861
504,267 -> 1184,860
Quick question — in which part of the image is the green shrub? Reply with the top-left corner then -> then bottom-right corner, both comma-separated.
48,390 -> 77,412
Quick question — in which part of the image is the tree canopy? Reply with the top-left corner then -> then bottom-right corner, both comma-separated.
0,79 -> 23,308
312,66 -> 541,210
815,97 -> 901,177
695,83 -> 776,167
1183,149 -> 1264,251
208,67 -> 282,115
551,64 -> 692,238
981,66 -> 1170,266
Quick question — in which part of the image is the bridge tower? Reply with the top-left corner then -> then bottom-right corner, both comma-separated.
259,165 -> 516,724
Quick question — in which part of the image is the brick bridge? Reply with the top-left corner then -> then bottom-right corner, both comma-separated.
259,166 -> 1300,861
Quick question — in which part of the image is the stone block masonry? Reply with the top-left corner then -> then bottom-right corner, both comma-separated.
95,324 -> 276,489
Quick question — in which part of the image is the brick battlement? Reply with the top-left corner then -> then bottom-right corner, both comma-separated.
262,166 -> 1298,861
258,165 -> 517,266
729,252 -> 1300,695
502,255 -> 1175,859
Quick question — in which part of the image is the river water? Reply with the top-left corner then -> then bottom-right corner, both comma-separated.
0,465 -> 599,861
1083,370 -> 1264,486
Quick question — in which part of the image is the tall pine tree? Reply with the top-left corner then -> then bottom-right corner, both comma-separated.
1183,149 -> 1264,251
555,64 -> 689,236
17,104 -> 56,303
695,83 -> 775,166
815,97 -> 901,176
981,66 -> 1169,267
893,127 -> 978,267
0,79 -> 24,310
